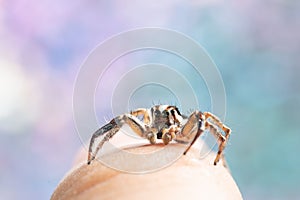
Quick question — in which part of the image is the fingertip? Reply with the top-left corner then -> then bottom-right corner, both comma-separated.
52,144 -> 243,200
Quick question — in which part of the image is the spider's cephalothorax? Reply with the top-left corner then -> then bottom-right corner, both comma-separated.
87,105 -> 231,166
149,105 -> 184,139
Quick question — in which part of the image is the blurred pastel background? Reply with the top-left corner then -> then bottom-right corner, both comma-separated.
1,0 -> 300,199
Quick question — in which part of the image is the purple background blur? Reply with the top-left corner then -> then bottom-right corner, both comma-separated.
1,1 -> 300,199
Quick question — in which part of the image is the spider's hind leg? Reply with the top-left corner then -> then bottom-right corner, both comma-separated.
203,112 -> 231,165
205,121 -> 227,165
203,112 -> 231,141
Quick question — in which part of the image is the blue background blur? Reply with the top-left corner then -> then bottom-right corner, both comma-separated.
1,1 -> 299,199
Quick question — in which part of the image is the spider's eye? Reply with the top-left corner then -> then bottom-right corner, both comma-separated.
154,110 -> 161,116
162,110 -> 169,117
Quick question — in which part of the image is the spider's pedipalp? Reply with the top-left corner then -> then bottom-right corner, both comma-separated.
161,125 -> 178,145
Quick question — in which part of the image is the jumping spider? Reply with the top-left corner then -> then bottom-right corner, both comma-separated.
87,105 -> 231,165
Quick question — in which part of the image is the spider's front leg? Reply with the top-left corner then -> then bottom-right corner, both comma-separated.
178,111 -> 206,153
87,114 -> 148,165
87,118 -> 120,165
130,108 -> 151,125
130,108 -> 157,144
178,111 -> 231,166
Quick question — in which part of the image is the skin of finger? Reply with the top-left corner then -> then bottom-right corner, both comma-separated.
51,144 -> 243,200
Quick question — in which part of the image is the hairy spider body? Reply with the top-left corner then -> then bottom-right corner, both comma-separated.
87,105 -> 231,166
